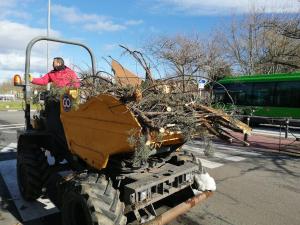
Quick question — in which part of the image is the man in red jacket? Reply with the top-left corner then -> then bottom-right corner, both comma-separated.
31,57 -> 80,88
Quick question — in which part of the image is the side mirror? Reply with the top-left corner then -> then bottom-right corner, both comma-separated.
13,74 -> 22,86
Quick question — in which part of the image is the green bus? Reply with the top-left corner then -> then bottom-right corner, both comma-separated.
213,72 -> 300,125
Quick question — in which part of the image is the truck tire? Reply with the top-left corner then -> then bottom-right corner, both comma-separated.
17,147 -> 49,201
61,173 -> 127,225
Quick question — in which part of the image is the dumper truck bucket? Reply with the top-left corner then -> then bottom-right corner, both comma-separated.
111,59 -> 142,86
60,94 -> 184,169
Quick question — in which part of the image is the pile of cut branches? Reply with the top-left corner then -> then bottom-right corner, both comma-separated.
79,69 -> 251,144
78,47 -> 251,166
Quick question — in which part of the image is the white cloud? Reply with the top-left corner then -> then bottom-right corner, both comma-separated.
103,43 -> 118,52
0,52 -> 46,72
0,20 -> 59,54
52,4 -> 143,33
153,0 -> 300,15
0,20 -> 60,83
0,0 -> 31,20
52,4 -> 107,24
0,1 -> 16,7
84,21 -> 126,32
125,20 -> 144,26
0,53 -> 48,83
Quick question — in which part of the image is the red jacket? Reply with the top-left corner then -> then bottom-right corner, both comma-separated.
32,66 -> 80,88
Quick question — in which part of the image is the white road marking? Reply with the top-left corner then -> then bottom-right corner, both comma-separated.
182,145 -> 204,154
183,144 -> 247,162
214,152 -> 246,162
0,125 -> 24,130
0,124 -> 24,127
224,156 -> 246,162
189,140 -> 208,146
2,130 -> 17,134
1,143 -> 17,152
215,145 -> 261,156
0,159 -> 58,222
187,140 -> 261,156
182,140 -> 264,170
197,158 -> 223,169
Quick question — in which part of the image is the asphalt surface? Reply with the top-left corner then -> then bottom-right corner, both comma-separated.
177,145 -> 300,225
0,111 -> 24,148
0,111 -> 300,225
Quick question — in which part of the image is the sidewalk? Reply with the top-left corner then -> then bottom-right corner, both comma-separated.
218,131 -> 300,156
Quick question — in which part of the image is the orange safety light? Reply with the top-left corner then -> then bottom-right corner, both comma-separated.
13,74 -> 22,86
68,89 -> 79,99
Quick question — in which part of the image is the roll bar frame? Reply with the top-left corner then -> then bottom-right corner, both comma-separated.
24,36 -> 97,129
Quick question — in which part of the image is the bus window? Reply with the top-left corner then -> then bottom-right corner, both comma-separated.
226,83 -> 252,105
213,86 -> 229,103
213,83 -> 252,105
275,81 -> 300,107
214,89 -> 226,102
252,82 -> 275,106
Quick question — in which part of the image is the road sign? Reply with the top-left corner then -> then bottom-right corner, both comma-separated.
199,79 -> 207,89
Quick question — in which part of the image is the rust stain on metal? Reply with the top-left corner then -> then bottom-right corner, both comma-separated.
144,191 -> 213,225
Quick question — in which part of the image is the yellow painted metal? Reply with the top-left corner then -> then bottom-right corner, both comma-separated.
60,94 -> 184,170
112,60 -> 142,86
60,94 -> 141,169
159,133 -> 183,146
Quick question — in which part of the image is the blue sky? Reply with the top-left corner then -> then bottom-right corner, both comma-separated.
0,0 -> 299,82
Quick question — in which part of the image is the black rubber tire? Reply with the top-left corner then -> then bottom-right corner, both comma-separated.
17,146 -> 49,201
61,173 -> 127,225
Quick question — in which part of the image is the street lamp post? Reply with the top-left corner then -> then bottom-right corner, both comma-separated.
47,0 -> 51,90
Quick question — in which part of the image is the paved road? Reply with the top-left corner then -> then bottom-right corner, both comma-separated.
0,111 -> 25,149
0,111 -> 300,225
0,111 -> 25,125
178,142 -> 300,225
0,111 -> 24,225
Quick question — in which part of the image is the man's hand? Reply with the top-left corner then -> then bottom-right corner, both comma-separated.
28,74 -> 33,82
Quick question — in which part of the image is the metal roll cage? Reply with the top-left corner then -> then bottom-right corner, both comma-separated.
23,36 -> 97,129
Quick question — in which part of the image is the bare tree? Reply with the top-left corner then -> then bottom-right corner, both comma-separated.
221,11 -> 267,75
146,34 -> 205,77
221,10 -> 300,75
260,14 -> 300,71
0,81 -> 17,94
259,27 -> 300,72
264,15 -> 300,39
202,37 -> 232,80
145,34 -> 230,84
146,9 -> 300,80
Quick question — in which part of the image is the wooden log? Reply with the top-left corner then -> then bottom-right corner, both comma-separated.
202,122 -> 232,142
215,119 -> 244,133
131,107 -> 159,131
218,127 -> 250,146
193,104 -> 252,134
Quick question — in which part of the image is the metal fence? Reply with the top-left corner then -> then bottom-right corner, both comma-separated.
233,114 -> 300,155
